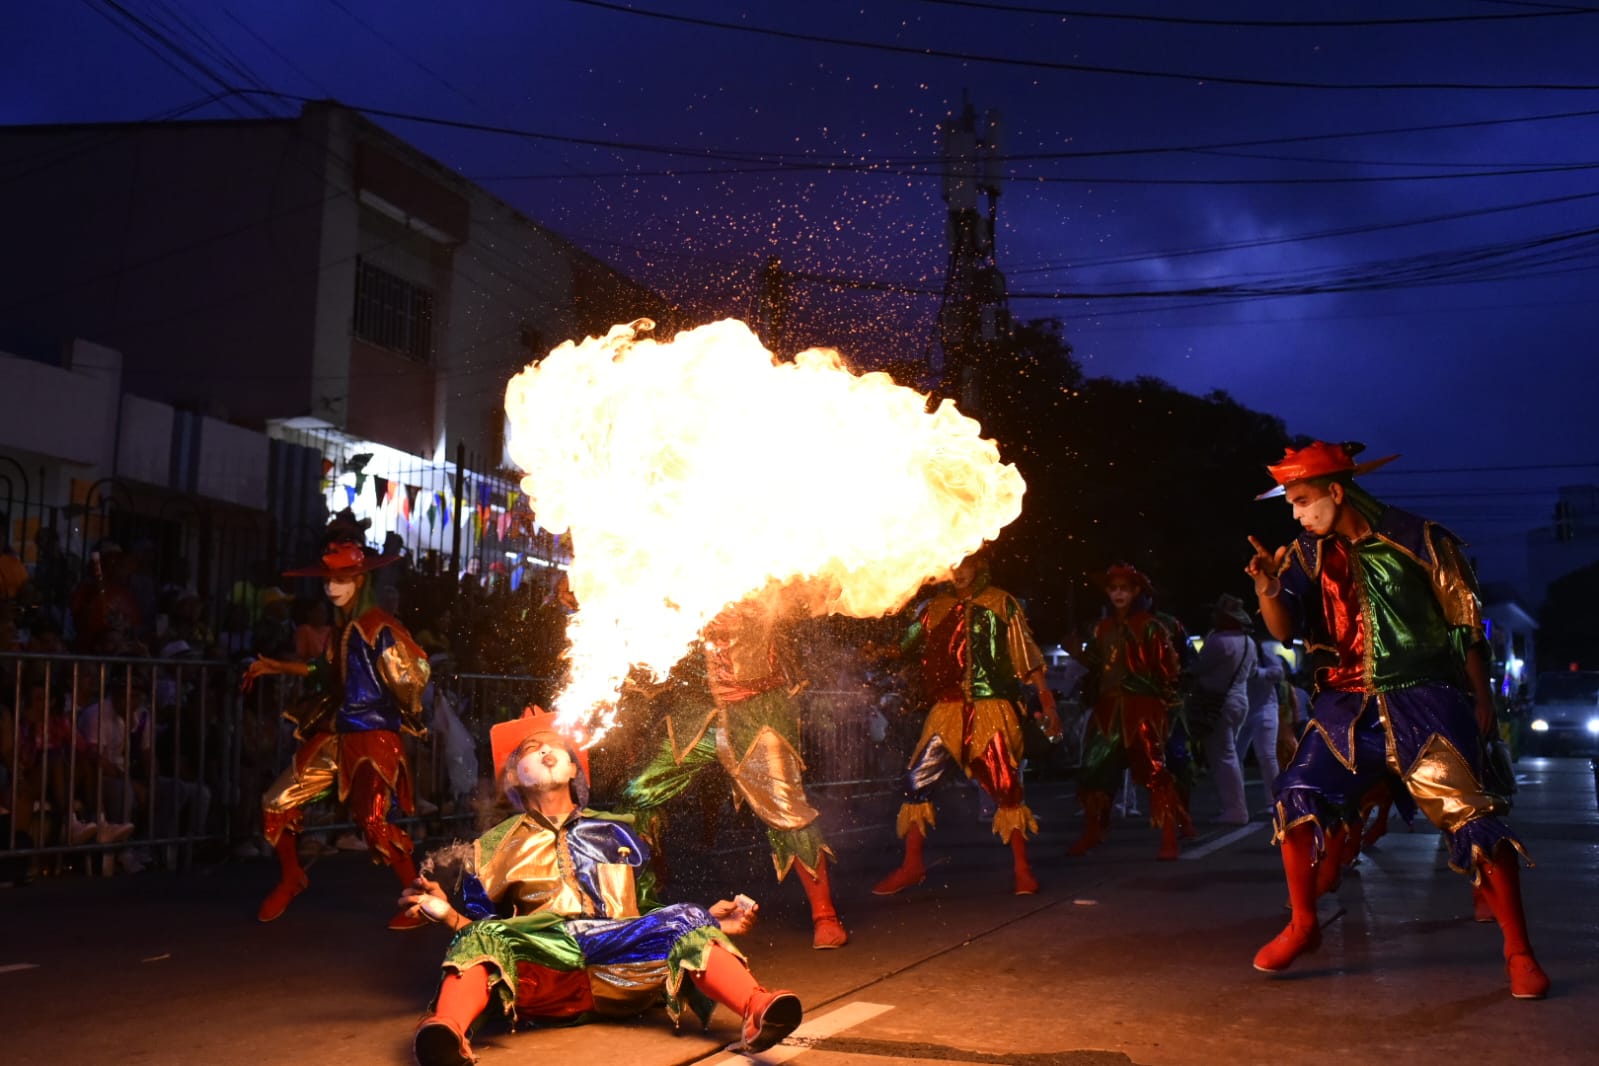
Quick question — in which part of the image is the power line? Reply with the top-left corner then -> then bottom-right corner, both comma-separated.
908,0 -> 1596,27
563,0 -> 1599,92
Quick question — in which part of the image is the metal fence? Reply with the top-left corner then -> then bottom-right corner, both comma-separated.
0,654 -> 890,878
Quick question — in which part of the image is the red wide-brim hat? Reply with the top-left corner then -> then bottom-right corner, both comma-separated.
490,707 -> 591,779
1095,563 -> 1152,594
283,540 -> 401,578
1256,441 -> 1399,500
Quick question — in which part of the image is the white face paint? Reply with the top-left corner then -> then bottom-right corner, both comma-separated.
1105,580 -> 1137,611
325,577 -> 359,608
1286,483 -> 1339,536
951,558 -> 981,593
513,737 -> 577,793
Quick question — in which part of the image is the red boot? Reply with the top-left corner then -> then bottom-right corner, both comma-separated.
873,824 -> 927,895
1010,830 -> 1038,895
1315,824 -> 1349,898
1150,775 -> 1183,861
689,942 -> 803,1052
1471,882 -> 1494,923
1066,792 -> 1110,857
1254,823 -> 1322,973
1477,843 -> 1549,999
796,856 -> 848,949
257,819 -> 309,923
414,966 -> 490,1066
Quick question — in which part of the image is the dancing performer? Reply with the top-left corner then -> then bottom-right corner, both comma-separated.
874,550 -> 1061,897
1066,564 -> 1189,860
1246,440 -> 1547,998
242,536 -> 430,928
618,597 -> 848,949
404,710 -> 801,1065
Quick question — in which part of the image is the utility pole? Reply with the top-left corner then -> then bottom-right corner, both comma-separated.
937,94 -> 1009,417
757,254 -> 791,355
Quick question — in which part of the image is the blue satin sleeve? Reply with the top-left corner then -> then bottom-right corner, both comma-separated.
567,819 -> 651,910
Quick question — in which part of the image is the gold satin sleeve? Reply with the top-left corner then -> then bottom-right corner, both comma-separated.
594,862 -> 641,918
1428,528 -> 1485,633
1005,600 -> 1046,680
380,638 -> 432,737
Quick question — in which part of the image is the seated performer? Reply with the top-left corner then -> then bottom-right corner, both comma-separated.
402,709 -> 802,1065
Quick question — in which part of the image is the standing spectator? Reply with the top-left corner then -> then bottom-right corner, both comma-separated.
251,588 -> 296,659
1186,594 -> 1256,826
67,541 -> 143,653
1240,637 -> 1286,813
292,598 -> 332,662
0,541 -> 29,603
28,526 -> 76,629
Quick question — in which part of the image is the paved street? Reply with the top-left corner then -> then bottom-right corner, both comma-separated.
3,758 -> 1595,1066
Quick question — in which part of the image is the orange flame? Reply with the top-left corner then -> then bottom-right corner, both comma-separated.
504,318 -> 1023,744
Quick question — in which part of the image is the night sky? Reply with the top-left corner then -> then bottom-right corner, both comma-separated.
6,1 -> 1599,588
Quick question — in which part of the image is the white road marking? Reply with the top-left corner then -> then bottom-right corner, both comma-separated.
1180,821 -> 1264,860
701,1000 -> 894,1064
0,963 -> 40,974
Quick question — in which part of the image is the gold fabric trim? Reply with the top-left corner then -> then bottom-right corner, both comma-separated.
588,960 -> 670,1017
715,723 -> 819,832
990,804 -> 1037,841
896,801 -> 936,838
917,697 -> 1024,769
378,640 -> 432,737
594,861 -> 640,919
1428,530 -> 1485,631
667,708 -> 719,765
261,741 -> 337,813
475,816 -> 589,918
1401,735 -> 1505,833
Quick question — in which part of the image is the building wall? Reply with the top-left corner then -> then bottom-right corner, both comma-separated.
0,119 -> 326,428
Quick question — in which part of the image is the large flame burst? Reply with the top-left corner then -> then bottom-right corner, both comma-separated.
504,318 -> 1024,744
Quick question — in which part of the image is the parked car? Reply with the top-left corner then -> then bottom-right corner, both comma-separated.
1525,670 -> 1599,755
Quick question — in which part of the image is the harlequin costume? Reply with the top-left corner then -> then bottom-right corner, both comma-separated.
413,710 -> 802,1065
1251,441 -> 1547,998
257,540 -> 431,928
1067,565 -> 1190,860
873,558 -> 1049,896
617,600 -> 847,949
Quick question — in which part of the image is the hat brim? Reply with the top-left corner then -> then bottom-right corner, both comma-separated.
282,553 -> 401,579
1255,453 -> 1399,500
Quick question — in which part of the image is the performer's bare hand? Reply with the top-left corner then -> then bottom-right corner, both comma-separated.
399,876 -> 460,928
1474,698 -> 1497,739
1245,537 -> 1288,598
240,656 -> 281,694
709,896 -> 758,936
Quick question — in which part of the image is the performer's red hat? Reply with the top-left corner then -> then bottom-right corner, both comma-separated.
1095,563 -> 1152,594
283,540 -> 400,578
490,706 -> 591,780
1256,441 -> 1399,500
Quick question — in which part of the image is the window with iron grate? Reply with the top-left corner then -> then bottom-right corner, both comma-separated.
353,257 -> 434,362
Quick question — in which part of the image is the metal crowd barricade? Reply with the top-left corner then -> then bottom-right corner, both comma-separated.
1,651 -> 234,871
1,659 -> 891,878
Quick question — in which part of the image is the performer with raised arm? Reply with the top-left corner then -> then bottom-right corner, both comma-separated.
617,595 -> 848,949
242,532 -> 430,928
1245,441 -> 1547,999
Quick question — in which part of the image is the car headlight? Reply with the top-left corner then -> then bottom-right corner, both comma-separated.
1530,719 -> 1550,732
1587,718 -> 1599,736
